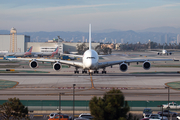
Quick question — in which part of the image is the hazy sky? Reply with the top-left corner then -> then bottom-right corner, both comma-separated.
0,0 -> 180,32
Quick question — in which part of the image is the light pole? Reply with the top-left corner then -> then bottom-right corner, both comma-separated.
161,105 -> 164,120
73,84 -> 76,120
59,93 -> 64,114
165,86 -> 170,120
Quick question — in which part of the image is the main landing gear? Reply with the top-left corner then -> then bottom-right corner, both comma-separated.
74,70 -> 79,74
75,69 -> 88,74
74,69 -> 107,74
94,70 -> 99,74
102,68 -> 106,74
74,67 -> 79,74
82,70 -> 87,74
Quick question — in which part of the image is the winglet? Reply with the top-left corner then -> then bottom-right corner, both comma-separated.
89,24 -> 91,50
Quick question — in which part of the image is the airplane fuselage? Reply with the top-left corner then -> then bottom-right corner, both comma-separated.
162,49 -> 167,54
82,49 -> 99,70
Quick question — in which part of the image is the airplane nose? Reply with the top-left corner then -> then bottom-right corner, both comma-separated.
86,61 -> 92,68
85,60 -> 93,68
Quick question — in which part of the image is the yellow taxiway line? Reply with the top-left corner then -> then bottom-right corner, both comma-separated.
90,74 -> 95,89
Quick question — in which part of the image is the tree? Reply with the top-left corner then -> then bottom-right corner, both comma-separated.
89,89 -> 130,120
0,97 -> 29,120
76,43 -> 89,55
95,45 -> 101,54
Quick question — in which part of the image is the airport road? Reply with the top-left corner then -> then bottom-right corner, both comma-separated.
0,66 -> 180,101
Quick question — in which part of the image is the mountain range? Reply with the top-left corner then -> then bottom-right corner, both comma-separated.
0,26 -> 179,44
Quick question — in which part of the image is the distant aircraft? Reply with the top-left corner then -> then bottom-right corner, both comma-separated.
8,24 -> 177,75
0,46 -> 33,57
31,47 -> 59,57
157,49 -> 172,55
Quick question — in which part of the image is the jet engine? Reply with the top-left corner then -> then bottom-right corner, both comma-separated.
119,63 -> 128,72
29,60 -> 38,69
53,62 -> 61,71
143,61 -> 151,70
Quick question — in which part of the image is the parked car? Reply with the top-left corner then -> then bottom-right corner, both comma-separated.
157,110 -> 178,117
78,113 -> 93,119
162,102 -> 180,109
177,116 -> 180,120
143,108 -> 153,118
149,114 -> 167,120
141,118 -> 149,120
149,114 -> 161,120
49,113 -> 59,119
48,114 -> 69,120
160,116 -> 168,120
74,117 -> 90,120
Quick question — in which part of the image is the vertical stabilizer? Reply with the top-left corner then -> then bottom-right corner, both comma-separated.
24,46 -> 33,56
51,47 -> 59,57
89,24 -> 91,50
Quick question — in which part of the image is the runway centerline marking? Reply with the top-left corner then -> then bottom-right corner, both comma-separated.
90,75 -> 95,89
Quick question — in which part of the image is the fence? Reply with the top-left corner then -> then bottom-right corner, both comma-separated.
1,100 -> 180,111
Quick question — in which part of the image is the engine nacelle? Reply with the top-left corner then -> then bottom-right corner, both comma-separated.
29,60 -> 38,69
53,62 -> 61,71
119,63 -> 128,72
143,61 -> 151,70
169,52 -> 172,55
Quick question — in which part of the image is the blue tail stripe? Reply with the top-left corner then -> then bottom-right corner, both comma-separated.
27,46 -> 32,52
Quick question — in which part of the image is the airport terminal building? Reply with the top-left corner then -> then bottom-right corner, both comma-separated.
27,42 -> 100,54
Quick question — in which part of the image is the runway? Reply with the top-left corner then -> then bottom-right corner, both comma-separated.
0,70 -> 180,101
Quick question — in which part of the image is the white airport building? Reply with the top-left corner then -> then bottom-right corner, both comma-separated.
27,42 -> 100,54
0,34 -> 30,52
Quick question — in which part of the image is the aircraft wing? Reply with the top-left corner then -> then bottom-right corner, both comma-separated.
167,52 -> 173,54
5,53 -> 15,56
8,58 -> 83,68
98,58 -> 176,68
61,54 -> 83,58
62,54 -> 113,58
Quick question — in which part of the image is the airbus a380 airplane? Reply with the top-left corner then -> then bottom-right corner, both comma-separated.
157,49 -> 172,55
8,24 -> 177,75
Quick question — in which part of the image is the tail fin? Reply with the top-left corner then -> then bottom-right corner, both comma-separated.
89,24 -> 91,50
24,46 -> 32,56
27,46 -> 33,52
54,47 -> 58,53
51,47 -> 59,57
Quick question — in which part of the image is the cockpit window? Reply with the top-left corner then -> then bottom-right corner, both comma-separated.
87,57 -> 95,59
